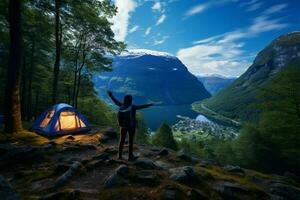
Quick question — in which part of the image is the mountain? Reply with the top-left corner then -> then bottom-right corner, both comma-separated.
93,49 -> 211,129
193,31 -> 300,122
93,49 -> 211,105
197,75 -> 236,95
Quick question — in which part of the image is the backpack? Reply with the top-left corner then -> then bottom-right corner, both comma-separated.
118,105 -> 134,127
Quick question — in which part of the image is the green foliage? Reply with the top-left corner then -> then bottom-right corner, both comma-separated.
194,32 -> 300,123
135,113 -> 150,144
0,0 -> 126,129
233,64 -> 300,174
151,123 -> 177,150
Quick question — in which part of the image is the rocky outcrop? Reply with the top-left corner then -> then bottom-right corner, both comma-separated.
1,132 -> 299,200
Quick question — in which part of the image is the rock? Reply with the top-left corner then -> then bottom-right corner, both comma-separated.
213,181 -> 250,199
176,150 -> 192,162
92,152 -> 110,160
54,163 -> 70,175
103,128 -> 118,139
187,189 -> 208,200
134,158 -> 157,169
169,166 -> 196,182
268,183 -> 300,200
55,161 -> 82,188
39,189 -> 81,200
104,173 -> 125,188
66,135 -> 75,141
162,188 -> 185,200
157,148 -> 169,156
76,144 -> 97,150
0,175 -> 21,200
115,164 -> 129,176
103,147 -> 118,154
223,165 -> 245,175
48,141 -> 57,146
154,160 -> 172,170
98,135 -> 110,143
136,170 -> 160,186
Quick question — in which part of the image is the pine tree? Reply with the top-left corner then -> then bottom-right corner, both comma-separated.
152,123 -> 177,150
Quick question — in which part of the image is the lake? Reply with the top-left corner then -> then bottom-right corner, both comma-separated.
140,104 -> 216,130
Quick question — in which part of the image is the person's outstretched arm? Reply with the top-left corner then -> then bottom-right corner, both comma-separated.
134,103 -> 155,110
107,90 -> 122,107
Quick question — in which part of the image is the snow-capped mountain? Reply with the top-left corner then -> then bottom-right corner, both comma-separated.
94,49 -> 211,105
93,49 -> 211,129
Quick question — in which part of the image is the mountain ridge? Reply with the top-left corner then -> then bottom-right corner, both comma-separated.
193,31 -> 300,122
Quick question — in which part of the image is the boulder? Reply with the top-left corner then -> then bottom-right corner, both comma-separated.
213,181 -> 250,199
176,150 -> 192,162
39,189 -> 81,200
115,164 -> 129,176
134,158 -> 157,169
0,175 -> 21,200
268,183 -> 300,200
103,173 -> 125,188
162,188 -> 185,200
54,163 -> 70,175
55,161 -> 82,188
154,160 -> 172,170
136,170 -> 160,186
169,166 -> 196,182
176,150 -> 200,164
157,148 -> 169,156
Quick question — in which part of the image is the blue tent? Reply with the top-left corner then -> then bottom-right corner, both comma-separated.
31,103 -> 91,136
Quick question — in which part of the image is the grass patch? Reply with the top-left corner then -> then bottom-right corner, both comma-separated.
194,165 -> 263,192
8,130 -> 49,145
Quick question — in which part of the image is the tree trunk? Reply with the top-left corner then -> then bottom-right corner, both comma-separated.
4,0 -> 23,133
34,90 -> 39,119
26,40 -> 35,120
52,0 -> 61,104
74,70 -> 81,109
72,69 -> 77,106
21,60 -> 27,120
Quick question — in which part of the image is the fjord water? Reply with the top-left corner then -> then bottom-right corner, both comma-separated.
140,104 -> 214,130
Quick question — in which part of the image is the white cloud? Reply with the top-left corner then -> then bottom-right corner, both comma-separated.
246,2 -> 263,12
177,10 -> 289,76
153,36 -> 168,45
183,0 -> 236,19
156,14 -> 166,25
184,4 -> 206,17
264,4 -> 288,15
152,2 -> 162,12
129,25 -> 139,33
144,27 -> 152,36
111,0 -> 137,41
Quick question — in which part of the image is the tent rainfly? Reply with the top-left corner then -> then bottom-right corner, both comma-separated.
31,103 -> 91,136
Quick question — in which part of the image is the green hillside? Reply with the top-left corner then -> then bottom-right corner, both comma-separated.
194,31 -> 300,122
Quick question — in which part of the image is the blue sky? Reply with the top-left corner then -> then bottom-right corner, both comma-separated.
111,0 -> 300,77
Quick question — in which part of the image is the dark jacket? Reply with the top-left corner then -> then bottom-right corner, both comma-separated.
108,93 -> 153,127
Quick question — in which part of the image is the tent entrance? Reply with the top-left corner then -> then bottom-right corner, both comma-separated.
55,111 -> 86,131
40,110 -> 55,128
